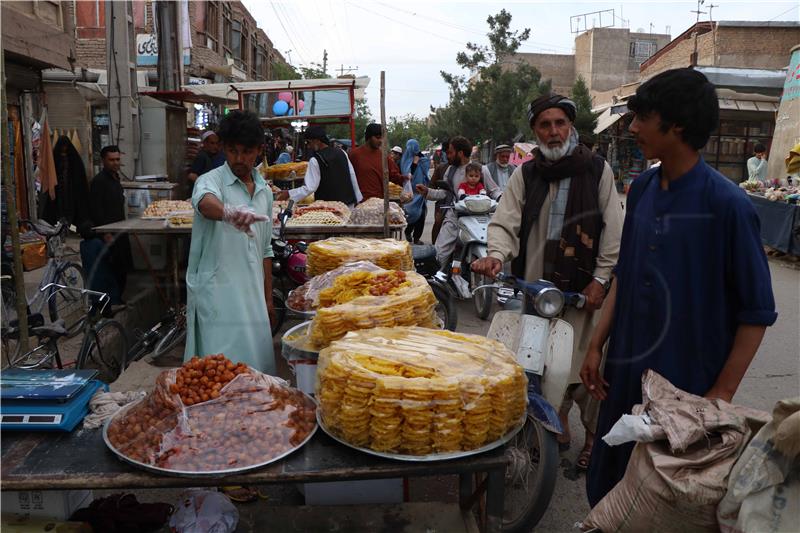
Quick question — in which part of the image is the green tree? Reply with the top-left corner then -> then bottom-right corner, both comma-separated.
271,61 -> 300,81
571,75 -> 599,138
387,114 -> 432,151
431,10 -> 550,143
327,99 -> 373,143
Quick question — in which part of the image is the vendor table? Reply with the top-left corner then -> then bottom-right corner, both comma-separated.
282,223 -> 406,241
94,218 -> 189,305
1,429 -> 508,532
747,193 -> 800,255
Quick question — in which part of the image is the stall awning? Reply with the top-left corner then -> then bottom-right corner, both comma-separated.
594,108 -> 624,134
182,76 -> 371,104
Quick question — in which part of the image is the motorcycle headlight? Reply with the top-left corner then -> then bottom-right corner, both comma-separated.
272,260 -> 282,275
533,287 -> 564,317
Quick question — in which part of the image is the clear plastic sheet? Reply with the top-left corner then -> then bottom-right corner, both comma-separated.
106,355 -> 317,473
315,327 -> 528,456
308,270 -> 438,348
287,261 -> 386,313
293,201 -> 351,223
306,237 -> 414,276
350,198 -> 407,225
267,162 -> 308,179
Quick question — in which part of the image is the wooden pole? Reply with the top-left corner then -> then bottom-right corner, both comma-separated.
1,49 -> 30,352
380,71 -> 389,237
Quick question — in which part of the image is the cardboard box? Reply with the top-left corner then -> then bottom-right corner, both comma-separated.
1,491 -> 93,521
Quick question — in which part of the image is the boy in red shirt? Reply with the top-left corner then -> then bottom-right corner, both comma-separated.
457,163 -> 487,199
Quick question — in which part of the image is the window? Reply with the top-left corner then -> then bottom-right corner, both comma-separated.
231,20 -> 242,63
257,46 -> 268,80
206,1 -> 219,52
222,4 -> 232,55
239,22 -> 249,67
629,40 -> 656,60
251,36 -> 258,78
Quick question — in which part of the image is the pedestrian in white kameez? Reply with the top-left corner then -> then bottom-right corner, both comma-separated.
184,110 -> 276,375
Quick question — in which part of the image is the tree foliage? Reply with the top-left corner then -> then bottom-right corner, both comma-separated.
386,115 -> 432,151
571,75 -> 599,139
328,99 -> 373,143
271,62 -> 300,81
430,10 -> 550,144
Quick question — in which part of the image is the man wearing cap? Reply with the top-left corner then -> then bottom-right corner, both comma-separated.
188,130 -> 226,194
348,123 -> 405,200
486,144 -> 517,191
276,126 -> 362,206
276,145 -> 294,164
390,145 -> 403,165
471,94 -> 624,470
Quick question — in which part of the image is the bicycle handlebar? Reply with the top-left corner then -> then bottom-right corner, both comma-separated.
40,283 -> 111,313
19,219 -> 67,238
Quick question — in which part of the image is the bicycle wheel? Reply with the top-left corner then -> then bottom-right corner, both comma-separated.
49,262 -> 87,338
81,319 -> 128,383
153,323 -> 187,358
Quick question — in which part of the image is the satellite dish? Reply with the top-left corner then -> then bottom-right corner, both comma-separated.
636,27 -> 645,32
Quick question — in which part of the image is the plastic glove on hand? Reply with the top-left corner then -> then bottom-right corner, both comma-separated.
222,205 -> 268,237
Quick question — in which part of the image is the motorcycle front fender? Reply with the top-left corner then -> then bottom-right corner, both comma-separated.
527,374 -> 564,434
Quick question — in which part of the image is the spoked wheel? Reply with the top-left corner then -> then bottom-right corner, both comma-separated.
153,309 -> 187,359
467,251 -> 492,320
501,415 -> 559,532
430,282 -> 457,331
49,263 -> 87,337
82,320 -> 128,383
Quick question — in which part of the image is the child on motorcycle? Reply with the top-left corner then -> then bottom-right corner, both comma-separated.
457,163 -> 487,199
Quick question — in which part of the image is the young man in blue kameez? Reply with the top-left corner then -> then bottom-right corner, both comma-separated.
581,68 -> 778,507
184,110 -> 277,375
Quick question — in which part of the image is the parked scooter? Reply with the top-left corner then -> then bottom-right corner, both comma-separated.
474,273 -> 586,532
412,244 -> 457,331
270,200 -> 310,334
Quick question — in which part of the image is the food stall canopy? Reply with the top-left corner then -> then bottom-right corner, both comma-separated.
594,107 -> 625,135
182,77 -> 370,105
716,88 -> 780,112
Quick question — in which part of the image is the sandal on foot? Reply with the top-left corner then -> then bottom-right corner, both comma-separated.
576,448 -> 592,471
557,434 -> 571,452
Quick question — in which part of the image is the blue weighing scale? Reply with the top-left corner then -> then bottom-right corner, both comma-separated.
0,369 -> 108,432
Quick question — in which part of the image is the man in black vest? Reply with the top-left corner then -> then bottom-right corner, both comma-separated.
276,126 -> 362,207
471,94 -> 624,471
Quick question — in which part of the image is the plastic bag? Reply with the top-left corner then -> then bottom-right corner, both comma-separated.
288,261 -> 385,312
306,237 -> 413,276
308,270 -> 438,348
106,355 -> 317,473
350,198 -> 406,226
582,370 -> 769,533
717,398 -> 800,533
315,327 -> 527,456
169,490 -> 238,533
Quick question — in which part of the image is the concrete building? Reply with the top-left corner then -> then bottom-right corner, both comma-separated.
69,0 -> 290,84
508,26 -> 671,97
639,21 -> 800,80
2,1 -> 77,219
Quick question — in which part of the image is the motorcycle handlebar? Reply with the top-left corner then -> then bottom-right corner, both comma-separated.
474,273 -> 587,309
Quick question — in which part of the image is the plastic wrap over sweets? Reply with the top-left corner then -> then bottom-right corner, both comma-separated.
287,261 -> 385,313
315,327 -> 528,456
308,269 -> 439,348
350,198 -> 407,226
106,354 -> 317,473
306,237 -> 414,276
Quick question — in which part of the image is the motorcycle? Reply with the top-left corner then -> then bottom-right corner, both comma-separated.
412,244 -> 458,331
437,190 -> 498,320
475,273 -> 586,532
270,200 -> 310,334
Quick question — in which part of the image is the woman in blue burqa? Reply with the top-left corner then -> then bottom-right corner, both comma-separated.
400,139 -> 430,244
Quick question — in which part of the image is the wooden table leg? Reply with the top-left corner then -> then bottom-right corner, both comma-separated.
484,466 -> 505,533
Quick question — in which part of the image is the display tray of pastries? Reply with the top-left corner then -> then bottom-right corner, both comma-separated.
104,354 -> 317,476
267,162 -> 308,180
306,238 -> 413,277
315,327 -> 527,459
165,210 -> 194,229
142,200 -> 193,219
307,269 -> 438,348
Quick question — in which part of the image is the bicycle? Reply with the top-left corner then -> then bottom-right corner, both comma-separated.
3,283 -> 128,384
1,218 -> 86,358
125,305 -> 186,366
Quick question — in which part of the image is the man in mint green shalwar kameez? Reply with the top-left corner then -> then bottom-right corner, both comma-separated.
184,110 -> 276,375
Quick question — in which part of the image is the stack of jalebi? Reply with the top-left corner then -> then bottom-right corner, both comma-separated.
306,238 -> 413,276
308,270 -> 437,348
388,182 -> 403,198
316,327 -> 527,455
267,162 -> 308,180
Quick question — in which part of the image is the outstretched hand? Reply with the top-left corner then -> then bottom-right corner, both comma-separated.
470,256 -> 503,278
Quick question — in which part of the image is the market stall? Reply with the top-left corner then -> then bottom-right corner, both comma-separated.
746,192 -> 800,255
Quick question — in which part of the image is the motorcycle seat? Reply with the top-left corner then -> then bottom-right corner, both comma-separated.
412,244 -> 437,262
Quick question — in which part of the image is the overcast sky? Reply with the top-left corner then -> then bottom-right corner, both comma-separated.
241,0 -> 799,119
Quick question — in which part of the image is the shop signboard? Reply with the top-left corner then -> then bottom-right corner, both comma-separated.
136,34 -> 190,66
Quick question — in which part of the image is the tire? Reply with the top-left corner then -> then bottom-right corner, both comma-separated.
468,251 -> 492,320
153,323 -> 186,358
501,415 -> 559,532
1,272 -> 22,366
271,288 -> 287,336
48,262 -> 87,338
81,319 -> 128,383
430,282 -> 458,331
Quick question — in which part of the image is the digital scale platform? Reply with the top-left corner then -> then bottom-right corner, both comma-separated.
0,369 -> 107,431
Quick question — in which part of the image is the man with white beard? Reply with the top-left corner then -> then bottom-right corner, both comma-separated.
471,94 -> 624,470
485,144 -> 517,191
